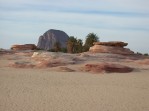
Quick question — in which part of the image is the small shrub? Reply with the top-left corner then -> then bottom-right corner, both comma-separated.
48,49 -> 55,52
61,48 -> 67,53
144,53 -> 149,56
136,52 -> 143,55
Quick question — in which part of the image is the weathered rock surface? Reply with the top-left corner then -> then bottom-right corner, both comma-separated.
37,29 -> 69,50
0,50 -> 14,55
58,67 -> 75,72
35,60 -> 66,68
31,52 -> 76,68
136,59 -> 149,65
8,61 -> 35,68
93,41 -> 128,47
11,44 -> 37,50
7,51 -> 149,73
82,63 -> 133,73
90,41 -> 134,55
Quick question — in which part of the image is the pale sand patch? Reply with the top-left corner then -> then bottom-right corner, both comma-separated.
0,68 -> 149,111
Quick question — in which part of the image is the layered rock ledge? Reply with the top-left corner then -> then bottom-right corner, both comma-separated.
93,41 -> 128,47
11,44 -> 37,50
89,41 -> 134,55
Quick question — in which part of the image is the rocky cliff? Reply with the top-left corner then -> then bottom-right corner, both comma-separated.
37,29 -> 69,50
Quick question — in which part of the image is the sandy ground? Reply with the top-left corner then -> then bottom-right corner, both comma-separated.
0,52 -> 149,111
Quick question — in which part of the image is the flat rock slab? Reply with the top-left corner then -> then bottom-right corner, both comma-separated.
89,45 -> 134,55
11,44 -> 37,50
93,41 -> 128,47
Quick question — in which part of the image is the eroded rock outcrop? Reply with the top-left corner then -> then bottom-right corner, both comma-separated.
93,41 -> 128,47
135,59 -> 149,65
37,29 -> 69,50
31,52 -> 76,68
8,61 -> 35,68
89,41 -> 134,55
11,44 -> 37,50
82,63 -> 133,73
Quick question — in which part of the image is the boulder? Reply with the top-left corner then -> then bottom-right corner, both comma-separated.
89,45 -> 134,55
11,44 -> 37,50
82,63 -> 133,73
37,29 -> 69,50
93,41 -> 128,47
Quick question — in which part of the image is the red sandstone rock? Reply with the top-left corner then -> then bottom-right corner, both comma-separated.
8,62 -> 35,68
0,50 -> 14,55
89,45 -> 134,55
11,44 -> 37,50
82,63 -> 133,73
136,59 -> 149,65
93,41 -> 128,47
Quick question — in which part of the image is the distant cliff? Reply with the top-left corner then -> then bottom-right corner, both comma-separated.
37,29 -> 69,50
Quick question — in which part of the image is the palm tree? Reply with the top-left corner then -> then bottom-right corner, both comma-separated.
76,39 -> 83,53
54,42 -> 61,52
67,36 -> 77,53
83,33 -> 99,52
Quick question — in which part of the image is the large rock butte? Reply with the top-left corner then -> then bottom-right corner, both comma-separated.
37,29 -> 69,50
89,41 -> 134,55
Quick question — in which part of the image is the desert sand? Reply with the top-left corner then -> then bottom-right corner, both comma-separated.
0,51 -> 149,111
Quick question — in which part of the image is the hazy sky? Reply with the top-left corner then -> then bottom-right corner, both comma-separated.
0,0 -> 149,53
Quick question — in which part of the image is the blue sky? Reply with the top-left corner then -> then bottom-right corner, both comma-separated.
0,0 -> 149,53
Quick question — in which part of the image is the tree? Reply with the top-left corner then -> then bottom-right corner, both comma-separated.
144,53 -> 149,56
76,39 -> 83,53
83,33 -> 99,52
54,42 -> 61,52
67,36 -> 83,53
61,48 -> 67,53
67,36 -> 77,53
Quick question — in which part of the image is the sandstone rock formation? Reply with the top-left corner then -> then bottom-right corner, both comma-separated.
31,52 -> 76,68
93,41 -> 128,47
35,60 -> 66,68
8,61 -> 35,68
11,44 -> 37,50
135,59 -> 149,65
89,41 -> 134,55
82,63 -> 133,73
37,29 -> 69,50
0,49 -> 14,55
